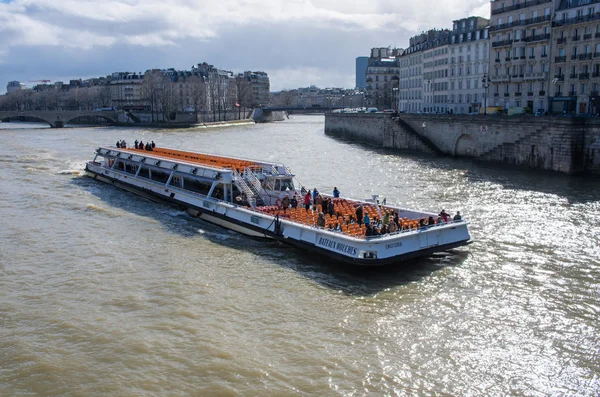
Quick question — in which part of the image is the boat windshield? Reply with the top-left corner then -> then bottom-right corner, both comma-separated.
280,178 -> 294,191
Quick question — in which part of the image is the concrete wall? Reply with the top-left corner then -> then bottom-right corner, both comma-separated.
325,113 -> 600,175
252,109 -> 287,123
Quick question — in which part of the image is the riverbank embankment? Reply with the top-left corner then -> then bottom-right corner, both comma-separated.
325,112 -> 600,175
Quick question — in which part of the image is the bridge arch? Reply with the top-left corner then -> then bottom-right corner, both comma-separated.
64,113 -> 117,125
0,114 -> 53,127
454,134 -> 479,157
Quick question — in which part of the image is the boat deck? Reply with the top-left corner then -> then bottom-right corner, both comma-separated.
256,198 -> 440,239
121,147 -> 260,172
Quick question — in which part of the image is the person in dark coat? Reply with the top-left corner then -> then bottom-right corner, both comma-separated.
356,206 -> 363,226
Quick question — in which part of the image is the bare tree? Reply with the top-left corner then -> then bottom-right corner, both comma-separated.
143,70 -> 163,122
158,76 -> 178,122
235,76 -> 253,119
188,75 -> 207,122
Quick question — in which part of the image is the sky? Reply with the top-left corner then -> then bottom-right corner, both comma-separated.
0,0 -> 490,94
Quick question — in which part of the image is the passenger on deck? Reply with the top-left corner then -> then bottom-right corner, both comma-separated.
333,187 -> 340,198
334,222 -> 342,232
320,196 -> 327,213
388,220 -> 398,233
453,211 -> 462,221
364,213 -> 371,226
116,141 -> 121,148
146,142 -> 153,151
365,225 -> 373,237
312,188 -> 319,203
151,141 -> 156,148
428,216 -> 436,227
121,140 -> 127,148
356,206 -> 363,226
317,212 -> 326,227
419,218 -> 425,228
393,212 -> 400,227
290,195 -> 298,209
327,199 -> 335,217
134,140 -> 138,148
281,194 -> 290,211
380,225 -> 388,235
328,224 -> 334,231
440,209 -> 450,223
138,141 -> 144,149
383,211 -> 390,226
304,191 -> 311,211
437,215 -> 444,225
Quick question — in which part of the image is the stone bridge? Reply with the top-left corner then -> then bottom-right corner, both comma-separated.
0,110 -> 119,128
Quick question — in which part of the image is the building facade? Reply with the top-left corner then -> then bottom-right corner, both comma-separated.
7,81 -> 26,94
423,30 -> 451,113
448,17 -> 490,114
550,0 -> 600,114
356,57 -> 369,89
489,0 -> 553,113
365,47 -> 401,109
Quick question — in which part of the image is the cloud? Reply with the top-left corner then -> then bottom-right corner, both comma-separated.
0,0 -> 490,93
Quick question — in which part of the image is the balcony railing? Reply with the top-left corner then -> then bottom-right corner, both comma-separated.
492,0 -> 551,16
596,32 -> 600,38
515,92 -> 522,96
505,57 -> 512,61
572,35 -> 581,41
529,55 -> 536,59
553,12 -> 600,28
495,58 -> 501,63
579,53 -> 593,60
584,33 -> 593,40
504,93 -> 510,97
523,33 -> 550,43
595,52 -> 600,58
555,75 -> 564,81
557,37 -> 567,44
527,92 -> 534,96
491,75 -> 510,82
592,91 -> 599,96
489,14 -> 551,31
493,40 -> 514,48
579,73 -> 590,80
524,72 -> 548,80
571,54 -> 579,60
539,90 -> 546,96
494,93 -> 500,97
568,91 -> 577,96
593,72 -> 600,77
541,53 -> 548,58
570,73 -> 578,78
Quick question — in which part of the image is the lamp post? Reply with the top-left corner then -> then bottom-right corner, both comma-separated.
482,73 -> 491,115
392,86 -> 399,111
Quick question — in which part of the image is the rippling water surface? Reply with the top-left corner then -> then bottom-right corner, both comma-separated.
1,117 -> 599,396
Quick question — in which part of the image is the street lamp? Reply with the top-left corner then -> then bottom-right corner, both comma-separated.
482,73 -> 491,115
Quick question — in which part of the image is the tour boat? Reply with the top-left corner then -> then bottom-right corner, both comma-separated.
85,145 -> 471,265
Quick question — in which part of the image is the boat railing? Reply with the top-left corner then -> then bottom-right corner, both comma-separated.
243,167 -> 273,205
232,169 -> 257,209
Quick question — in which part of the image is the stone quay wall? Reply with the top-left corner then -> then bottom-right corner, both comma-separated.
324,113 -> 600,175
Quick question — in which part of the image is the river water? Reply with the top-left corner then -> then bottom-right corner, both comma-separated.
0,116 -> 599,396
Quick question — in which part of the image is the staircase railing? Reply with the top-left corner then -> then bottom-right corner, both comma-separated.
243,168 -> 271,205
232,169 -> 257,208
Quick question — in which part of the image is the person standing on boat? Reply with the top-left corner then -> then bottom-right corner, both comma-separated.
121,140 -> 127,148
116,141 -> 121,148
151,141 -> 156,149
290,195 -> 298,209
281,194 -> 290,212
134,140 -> 138,148
304,191 -> 311,211
333,187 -> 340,198
453,211 -> 462,221
312,188 -> 319,204
363,213 -> 370,227
317,212 -> 326,228
356,206 -> 363,226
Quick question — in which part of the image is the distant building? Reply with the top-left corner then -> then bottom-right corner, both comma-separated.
448,16 -> 490,114
239,71 -> 270,106
366,47 -> 402,109
110,72 -> 145,109
7,81 -> 26,94
356,57 -> 369,89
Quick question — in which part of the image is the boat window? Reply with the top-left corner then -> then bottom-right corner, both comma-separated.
182,177 -> 211,195
280,178 -> 294,191
138,166 -> 150,178
151,170 -> 170,183
274,179 -> 281,191
125,163 -> 137,174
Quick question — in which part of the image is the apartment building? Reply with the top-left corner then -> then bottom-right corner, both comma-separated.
448,17 -> 490,114
110,72 -> 145,109
489,0 -> 553,112
365,47 -> 401,109
550,0 -> 600,114
398,30 -> 451,113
